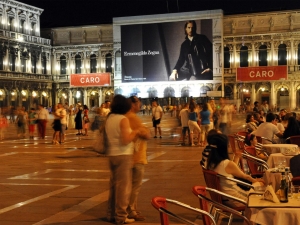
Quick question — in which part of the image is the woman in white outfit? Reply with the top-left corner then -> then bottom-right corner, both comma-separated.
106,95 -> 140,225
206,133 -> 264,207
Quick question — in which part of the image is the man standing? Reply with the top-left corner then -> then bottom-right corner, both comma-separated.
64,102 -> 70,130
169,20 -> 212,81
253,101 -> 260,113
103,100 -> 111,116
152,100 -> 163,138
37,104 -> 49,139
178,103 -> 190,146
57,103 -> 67,143
218,98 -> 230,135
126,96 -> 150,221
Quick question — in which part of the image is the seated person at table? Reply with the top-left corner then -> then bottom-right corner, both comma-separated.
206,133 -> 264,207
283,116 -> 300,143
252,112 -> 283,144
200,129 -> 221,169
244,134 -> 268,161
245,114 -> 258,133
290,154 -> 300,177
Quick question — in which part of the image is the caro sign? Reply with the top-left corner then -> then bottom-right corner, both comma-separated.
236,66 -> 287,82
70,73 -> 111,87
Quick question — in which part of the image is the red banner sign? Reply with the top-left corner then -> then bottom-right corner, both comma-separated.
236,66 -> 287,82
70,73 -> 111,87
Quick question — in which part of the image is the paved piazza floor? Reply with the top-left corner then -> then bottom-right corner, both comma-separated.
0,112 -> 247,225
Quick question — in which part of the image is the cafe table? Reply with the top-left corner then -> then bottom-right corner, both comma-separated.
262,144 -> 298,154
248,193 -> 300,225
266,153 -> 294,168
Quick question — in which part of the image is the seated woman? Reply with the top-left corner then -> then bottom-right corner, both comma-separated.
206,133 -> 264,207
244,134 -> 268,161
245,114 -> 258,133
283,116 -> 300,143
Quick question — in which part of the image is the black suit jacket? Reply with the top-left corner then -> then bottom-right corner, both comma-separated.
290,154 -> 300,177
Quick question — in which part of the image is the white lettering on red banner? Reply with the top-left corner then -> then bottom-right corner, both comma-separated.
236,66 -> 287,82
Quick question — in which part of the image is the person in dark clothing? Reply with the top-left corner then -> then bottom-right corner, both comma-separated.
74,103 -> 83,135
253,101 -> 259,113
169,20 -> 212,81
290,154 -> 300,177
283,116 -> 300,143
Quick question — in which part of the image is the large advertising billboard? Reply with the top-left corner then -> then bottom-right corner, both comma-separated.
121,19 -> 213,82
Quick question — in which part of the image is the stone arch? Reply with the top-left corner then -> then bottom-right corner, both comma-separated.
163,87 -> 175,98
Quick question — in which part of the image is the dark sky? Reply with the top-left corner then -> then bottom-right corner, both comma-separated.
19,0 -> 300,28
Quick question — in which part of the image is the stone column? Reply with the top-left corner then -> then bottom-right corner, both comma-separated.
38,52 -> 42,74
16,47 -> 21,72
233,84 -> 237,101
83,89 -> 87,105
99,88 -> 102,105
69,89 -> 73,105
251,83 -> 256,103
67,52 -> 71,75
290,82 -> 296,110
28,51 -> 32,73
270,82 -> 275,109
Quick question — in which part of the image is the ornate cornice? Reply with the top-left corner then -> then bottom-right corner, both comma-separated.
3,0 -> 43,15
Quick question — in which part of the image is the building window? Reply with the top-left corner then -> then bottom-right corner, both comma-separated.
75,55 -> 81,74
8,17 -> 13,31
0,14 -> 3,29
21,52 -> 28,73
31,55 -> 37,73
105,53 -> 112,73
259,45 -> 268,66
0,50 -> 3,70
60,55 -> 66,74
240,46 -> 248,67
42,55 -> 47,74
9,48 -> 16,71
31,22 -> 36,36
224,47 -> 230,68
278,44 -> 287,65
20,19 -> 25,33
298,44 -> 300,65
90,54 -> 97,73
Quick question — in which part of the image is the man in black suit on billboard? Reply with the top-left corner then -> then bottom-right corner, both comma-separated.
169,20 -> 213,81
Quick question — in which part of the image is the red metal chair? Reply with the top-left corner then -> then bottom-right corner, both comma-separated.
192,186 -> 251,225
151,196 -> 216,225
236,131 -> 249,138
292,176 -> 300,186
289,135 -> 300,146
202,168 -> 253,214
242,146 -> 269,177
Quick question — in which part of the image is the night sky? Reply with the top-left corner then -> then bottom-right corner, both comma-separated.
18,0 -> 300,28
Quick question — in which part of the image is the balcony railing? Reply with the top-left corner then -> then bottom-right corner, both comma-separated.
0,70 -> 52,81
0,29 -> 51,46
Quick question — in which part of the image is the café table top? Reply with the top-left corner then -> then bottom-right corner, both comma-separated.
266,153 -> 294,168
248,193 -> 300,208
263,144 -> 298,154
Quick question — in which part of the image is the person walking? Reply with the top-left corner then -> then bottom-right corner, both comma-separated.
82,105 -> 89,136
106,95 -> 140,225
199,103 -> 212,147
188,101 -> 201,146
28,108 -> 37,139
152,100 -> 163,138
37,104 -> 49,139
74,103 -> 83,135
126,96 -> 151,221
178,103 -> 190,146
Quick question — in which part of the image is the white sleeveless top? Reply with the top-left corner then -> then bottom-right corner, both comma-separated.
105,114 -> 134,156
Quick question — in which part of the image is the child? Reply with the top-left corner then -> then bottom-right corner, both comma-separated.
28,108 -> 37,139
0,114 -> 8,140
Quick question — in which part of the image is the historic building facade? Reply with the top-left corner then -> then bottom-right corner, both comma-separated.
43,25 -> 114,107
0,0 -> 52,110
223,10 -> 300,111
1,0 -> 300,110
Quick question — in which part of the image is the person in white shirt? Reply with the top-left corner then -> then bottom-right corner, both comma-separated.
218,98 -> 230,135
179,103 -> 190,146
57,103 -> 67,143
152,100 -> 163,138
37,104 -> 49,139
252,112 -> 283,143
